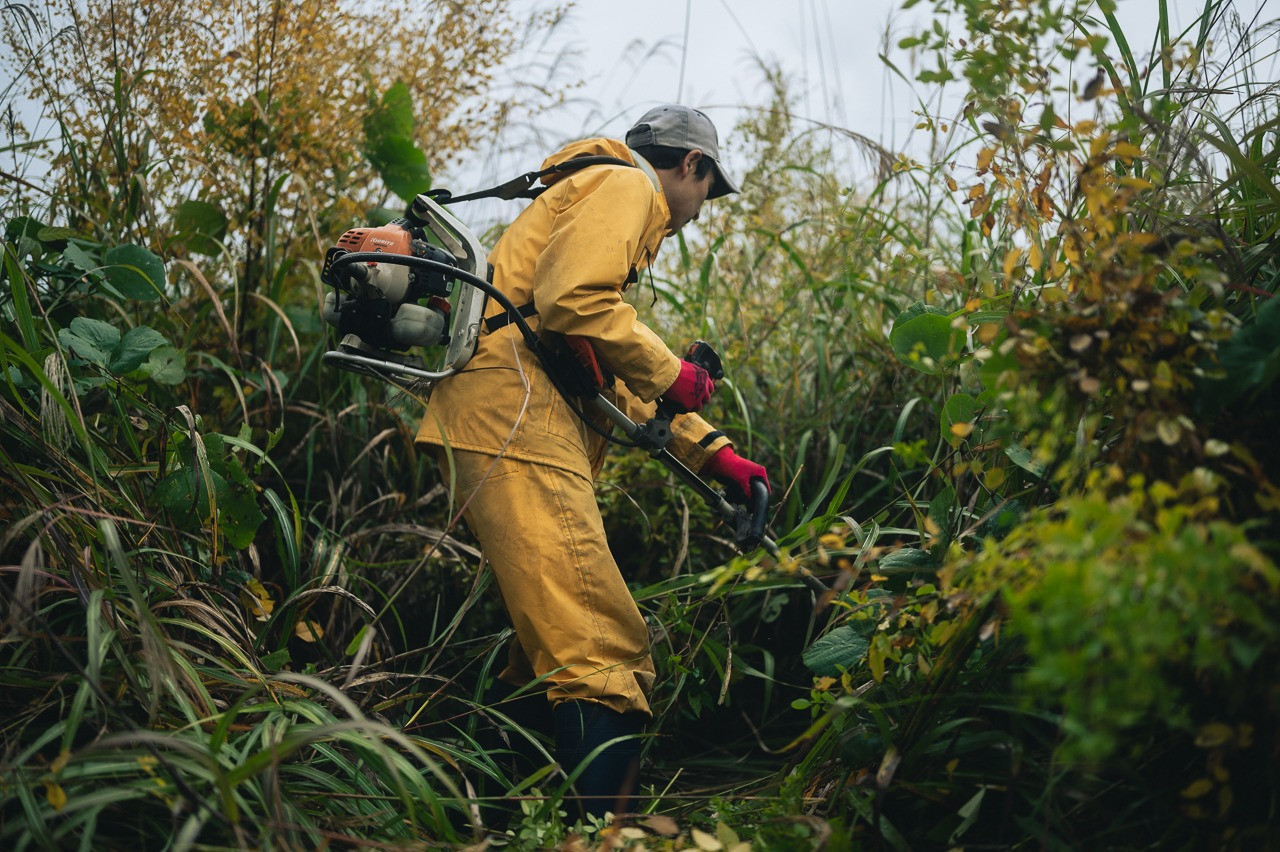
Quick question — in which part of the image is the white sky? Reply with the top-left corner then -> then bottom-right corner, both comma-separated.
449,0 -> 1275,197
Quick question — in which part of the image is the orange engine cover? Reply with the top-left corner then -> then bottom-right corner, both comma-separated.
334,223 -> 413,255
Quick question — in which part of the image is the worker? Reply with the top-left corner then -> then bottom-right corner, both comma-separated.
415,104 -> 770,821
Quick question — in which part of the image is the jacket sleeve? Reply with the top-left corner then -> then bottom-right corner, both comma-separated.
533,169 -> 681,403
611,384 -> 733,473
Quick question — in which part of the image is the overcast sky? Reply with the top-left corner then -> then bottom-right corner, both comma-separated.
451,0 -> 1274,196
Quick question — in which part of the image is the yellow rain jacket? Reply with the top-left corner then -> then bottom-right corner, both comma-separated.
415,138 -> 732,715
415,137 -> 731,478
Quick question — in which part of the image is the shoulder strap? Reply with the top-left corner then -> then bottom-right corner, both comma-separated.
430,155 -> 637,205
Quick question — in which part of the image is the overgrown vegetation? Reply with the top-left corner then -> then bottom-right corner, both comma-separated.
2,0 -> 1277,849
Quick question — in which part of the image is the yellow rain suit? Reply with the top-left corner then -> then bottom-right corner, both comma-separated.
415,138 -> 731,716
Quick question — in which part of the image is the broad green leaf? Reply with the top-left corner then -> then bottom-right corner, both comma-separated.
879,548 -> 937,574
1196,295 -> 1280,415
4,216 -> 45,241
802,625 -> 870,676
890,304 -> 966,374
172,199 -> 228,255
367,81 -> 415,139
1004,443 -> 1044,476
367,135 -> 432,202
62,242 -> 99,276
940,393 -> 981,446
58,317 -> 120,366
363,82 -> 432,201
109,326 -> 168,374
104,244 -> 166,301
142,346 -> 187,384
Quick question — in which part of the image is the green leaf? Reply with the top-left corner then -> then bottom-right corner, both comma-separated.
154,465 -> 216,522
879,547 -> 937,575
109,326 -> 168,374
363,81 -> 432,201
940,393 -> 981,446
1004,443 -> 1044,477
802,625 -> 870,676
1196,295 -> 1280,415
890,304 -> 966,374
218,480 -> 265,549
4,216 -> 45,242
367,135 -> 432,202
58,317 -> 120,366
61,242 -> 99,277
172,199 -> 228,255
104,244 -> 166,301
142,346 -> 187,385
346,624 -> 370,656
366,80 -> 415,140
260,648 -> 291,670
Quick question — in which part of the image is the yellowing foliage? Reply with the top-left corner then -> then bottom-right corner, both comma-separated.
7,0 -> 561,246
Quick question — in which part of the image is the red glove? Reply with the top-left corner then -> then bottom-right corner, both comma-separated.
661,359 -> 715,413
703,446 -> 769,503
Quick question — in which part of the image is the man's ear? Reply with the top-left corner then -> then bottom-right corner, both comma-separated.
683,149 -> 703,176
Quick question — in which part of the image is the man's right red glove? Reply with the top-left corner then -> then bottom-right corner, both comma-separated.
661,359 -> 715,413
702,446 -> 769,503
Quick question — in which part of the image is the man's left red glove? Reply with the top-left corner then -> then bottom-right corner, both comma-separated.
702,446 -> 769,503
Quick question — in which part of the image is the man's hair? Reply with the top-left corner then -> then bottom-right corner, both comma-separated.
631,144 -> 715,180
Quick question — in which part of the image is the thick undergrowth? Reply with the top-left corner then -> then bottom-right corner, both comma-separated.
2,1 -> 1277,849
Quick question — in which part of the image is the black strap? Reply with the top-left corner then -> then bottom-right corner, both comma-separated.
430,155 -> 637,205
483,301 -> 539,334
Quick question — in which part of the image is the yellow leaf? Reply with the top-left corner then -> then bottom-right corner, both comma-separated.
976,322 -> 1000,344
950,422 -> 975,439
294,619 -> 324,642
1195,723 -> 1236,748
1119,176 -> 1154,191
1112,141 -> 1143,159
643,815 -> 680,836
869,634 -> 890,683
692,828 -> 723,851
1003,247 -> 1023,280
45,781 -> 67,812
983,466 -> 1007,490
968,183 -> 986,200
1027,241 -> 1043,270
241,578 -> 274,621
50,750 -> 70,774
945,175 -> 958,191
1181,778 -> 1214,799
819,533 -> 846,550
976,146 -> 995,173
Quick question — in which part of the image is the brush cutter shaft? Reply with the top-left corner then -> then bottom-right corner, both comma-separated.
590,395 -> 828,595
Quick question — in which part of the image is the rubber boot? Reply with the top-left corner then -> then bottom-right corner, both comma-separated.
553,701 -> 647,821
473,679 -> 555,829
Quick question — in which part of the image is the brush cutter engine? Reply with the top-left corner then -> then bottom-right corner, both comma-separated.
320,194 -> 489,383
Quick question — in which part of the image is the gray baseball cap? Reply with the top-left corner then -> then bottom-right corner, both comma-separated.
625,104 -> 739,199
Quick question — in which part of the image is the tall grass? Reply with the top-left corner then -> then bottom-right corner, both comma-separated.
3,0 -> 1279,849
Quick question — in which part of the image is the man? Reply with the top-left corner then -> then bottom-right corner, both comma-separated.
415,104 -> 770,820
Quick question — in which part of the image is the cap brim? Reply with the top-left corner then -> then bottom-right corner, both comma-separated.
707,159 -> 738,199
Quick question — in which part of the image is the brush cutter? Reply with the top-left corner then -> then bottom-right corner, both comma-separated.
320,192 -> 827,594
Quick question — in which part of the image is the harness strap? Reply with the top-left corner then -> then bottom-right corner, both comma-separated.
483,300 -> 539,334
431,155 -> 638,205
